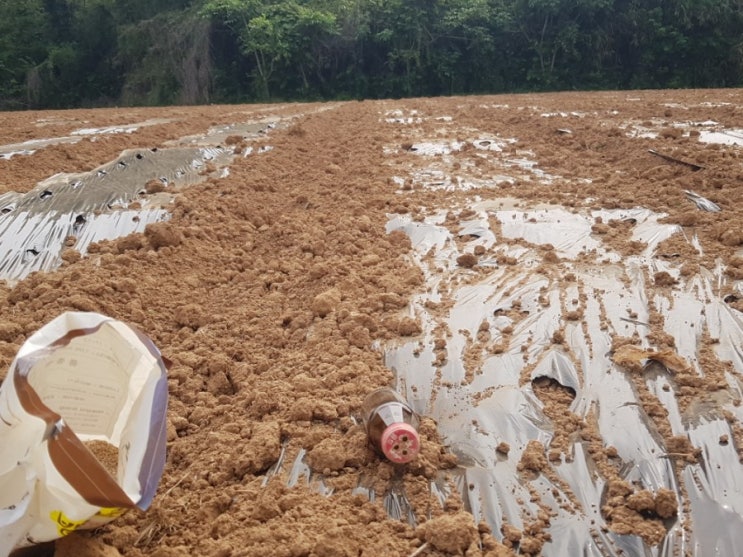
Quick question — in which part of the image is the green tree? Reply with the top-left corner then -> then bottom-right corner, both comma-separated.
508,0 -> 612,89
434,0 -> 512,94
0,0 -> 49,108
117,8 -> 212,105
38,0 -> 120,107
3,0 -> 743,109
606,0 -> 743,88
202,0 -> 337,99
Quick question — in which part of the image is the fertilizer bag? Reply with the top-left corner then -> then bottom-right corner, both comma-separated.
0,312 -> 168,555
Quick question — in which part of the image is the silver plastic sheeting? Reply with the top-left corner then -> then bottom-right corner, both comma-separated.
699,129 -> 743,147
389,138 -> 558,189
0,115 -> 288,285
385,200 -> 743,556
262,441 -> 451,528
0,146 -> 231,284
174,121 -> 274,148
684,190 -> 722,212
0,119 -> 173,160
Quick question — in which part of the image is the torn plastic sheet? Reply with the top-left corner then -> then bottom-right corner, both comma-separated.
397,169 -> 515,193
383,199 -> 743,556
385,137 -> 557,189
624,119 -> 743,147
70,121 -> 170,136
685,190 -> 721,212
383,109 -> 423,125
262,441 -> 450,527
174,121 -> 275,148
0,138 -> 75,160
699,129 -> 743,146
0,120 -> 278,284
0,119 -> 172,160
0,146 -> 228,284
1,148 -> 38,160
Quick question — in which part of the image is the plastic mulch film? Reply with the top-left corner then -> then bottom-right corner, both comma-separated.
0,146 -> 229,284
0,120 -> 277,285
0,120 -> 173,161
384,198 -> 743,556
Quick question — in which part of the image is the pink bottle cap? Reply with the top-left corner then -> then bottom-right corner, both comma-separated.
380,423 -> 420,464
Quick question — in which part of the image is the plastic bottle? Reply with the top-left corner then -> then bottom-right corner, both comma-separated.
361,387 -> 421,464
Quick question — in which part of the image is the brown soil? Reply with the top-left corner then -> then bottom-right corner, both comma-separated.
84,441 -> 119,479
2,89 -> 743,556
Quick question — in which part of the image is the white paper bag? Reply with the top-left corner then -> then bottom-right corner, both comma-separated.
0,312 -> 168,555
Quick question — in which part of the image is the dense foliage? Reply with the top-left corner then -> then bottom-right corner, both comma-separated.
1,0 -> 742,109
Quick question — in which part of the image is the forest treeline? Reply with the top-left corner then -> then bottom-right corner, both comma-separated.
1,0 -> 742,110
